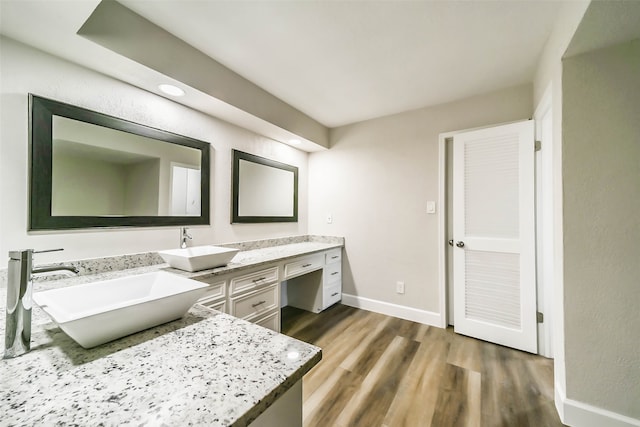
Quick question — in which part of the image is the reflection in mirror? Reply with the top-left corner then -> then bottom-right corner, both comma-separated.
238,159 -> 294,217
170,163 -> 201,216
232,150 -> 298,223
52,116 -> 201,217
30,94 -> 210,230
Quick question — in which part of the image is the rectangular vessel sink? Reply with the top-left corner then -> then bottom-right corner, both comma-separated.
158,245 -> 239,272
32,271 -> 208,348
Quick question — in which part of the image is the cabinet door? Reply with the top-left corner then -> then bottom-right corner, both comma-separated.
254,310 -> 280,333
198,280 -> 226,300
197,281 -> 226,312
200,297 -> 226,313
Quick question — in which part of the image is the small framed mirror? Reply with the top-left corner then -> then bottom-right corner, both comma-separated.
232,150 -> 298,223
29,94 -> 211,230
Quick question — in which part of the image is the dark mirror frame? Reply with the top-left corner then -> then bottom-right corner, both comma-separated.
232,150 -> 298,223
29,94 -> 210,230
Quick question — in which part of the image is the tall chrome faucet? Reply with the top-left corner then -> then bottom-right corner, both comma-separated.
4,249 -> 78,359
180,227 -> 192,249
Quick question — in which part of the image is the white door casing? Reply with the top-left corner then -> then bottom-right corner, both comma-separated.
453,120 -> 537,353
446,137 -> 455,325
534,86 -> 554,358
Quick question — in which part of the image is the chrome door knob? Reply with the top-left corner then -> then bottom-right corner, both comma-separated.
456,241 -> 465,248
448,240 -> 454,247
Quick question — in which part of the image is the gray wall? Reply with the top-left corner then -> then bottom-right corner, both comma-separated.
562,39 -> 640,418
308,84 -> 532,314
0,36 -> 308,267
532,0 -> 590,399
52,153 -> 128,216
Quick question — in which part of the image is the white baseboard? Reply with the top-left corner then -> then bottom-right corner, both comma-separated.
556,381 -> 640,427
341,294 -> 442,327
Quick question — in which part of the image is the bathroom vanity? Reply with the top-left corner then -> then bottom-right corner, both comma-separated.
0,236 -> 343,426
184,240 -> 344,333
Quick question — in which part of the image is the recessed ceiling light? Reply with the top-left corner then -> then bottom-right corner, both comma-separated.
289,139 -> 301,145
158,84 -> 185,97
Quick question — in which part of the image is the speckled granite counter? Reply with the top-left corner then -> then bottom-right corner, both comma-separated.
0,240 -> 333,426
3,235 -> 344,282
177,241 -> 343,280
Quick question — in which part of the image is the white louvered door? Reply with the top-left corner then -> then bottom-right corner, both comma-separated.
452,120 -> 537,353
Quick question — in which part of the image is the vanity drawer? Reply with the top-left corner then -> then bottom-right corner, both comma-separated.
199,296 -> 227,313
254,310 -> 280,333
230,283 -> 279,321
325,248 -> 342,264
229,267 -> 279,296
323,283 -> 342,310
284,254 -> 324,279
323,262 -> 342,286
199,280 -> 226,301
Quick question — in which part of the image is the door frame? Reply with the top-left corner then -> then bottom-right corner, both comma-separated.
437,117 -> 552,356
533,84 -> 554,358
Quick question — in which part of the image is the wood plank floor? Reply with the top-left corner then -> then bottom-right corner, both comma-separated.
281,304 -> 565,427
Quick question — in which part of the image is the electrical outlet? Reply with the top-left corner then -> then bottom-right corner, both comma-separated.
396,281 -> 405,294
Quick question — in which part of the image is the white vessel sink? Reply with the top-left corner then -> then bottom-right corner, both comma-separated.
32,271 -> 208,348
158,245 -> 239,272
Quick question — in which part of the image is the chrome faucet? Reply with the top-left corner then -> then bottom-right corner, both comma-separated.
4,249 -> 78,359
180,227 -> 192,249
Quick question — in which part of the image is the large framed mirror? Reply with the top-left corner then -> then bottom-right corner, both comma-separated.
232,150 -> 298,223
29,94 -> 210,230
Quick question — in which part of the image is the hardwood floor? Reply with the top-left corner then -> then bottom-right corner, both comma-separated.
281,304 -> 565,427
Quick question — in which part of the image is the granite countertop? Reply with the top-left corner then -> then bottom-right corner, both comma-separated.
178,241 -> 343,280
0,238 -> 344,284
0,240 -> 332,426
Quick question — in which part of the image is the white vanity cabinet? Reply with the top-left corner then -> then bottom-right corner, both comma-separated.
196,266 -> 280,331
229,266 -> 280,324
322,248 -> 342,310
286,248 -> 343,314
195,246 -> 343,333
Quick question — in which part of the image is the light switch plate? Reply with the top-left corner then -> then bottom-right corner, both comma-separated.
427,201 -> 436,214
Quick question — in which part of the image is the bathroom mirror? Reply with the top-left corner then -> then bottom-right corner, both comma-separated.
232,150 -> 298,223
29,94 -> 210,230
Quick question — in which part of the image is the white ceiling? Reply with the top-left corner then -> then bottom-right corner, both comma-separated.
1,0 -> 563,133
117,0 -> 562,127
